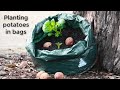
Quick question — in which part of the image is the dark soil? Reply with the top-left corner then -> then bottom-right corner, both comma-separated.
36,27 -> 86,51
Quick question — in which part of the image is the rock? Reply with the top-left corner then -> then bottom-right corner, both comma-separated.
9,72 -> 13,76
104,76 -> 115,79
0,76 -> 3,79
72,78 -> 79,79
9,60 -> 15,64
23,68 -> 31,72
2,77 -> 8,79
25,57 -> 32,61
18,61 -> 28,68
108,76 -> 115,79
0,66 -> 3,70
27,73 -> 33,77
20,52 -> 27,58
20,74 -> 26,78
9,77 -> 17,79
4,67 -> 13,72
0,71 -> 7,76
115,76 -> 120,79
21,77 -> 27,79
27,61 -> 35,67
31,71 -> 37,75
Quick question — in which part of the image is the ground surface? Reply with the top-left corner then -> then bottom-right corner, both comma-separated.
0,48 -> 120,79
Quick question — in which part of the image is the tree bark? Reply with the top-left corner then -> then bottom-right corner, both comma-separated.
73,11 -> 120,74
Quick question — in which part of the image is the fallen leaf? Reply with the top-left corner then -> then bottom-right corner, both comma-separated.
18,61 -> 28,68
5,64 -> 16,68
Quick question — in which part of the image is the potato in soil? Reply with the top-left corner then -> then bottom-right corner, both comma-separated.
65,37 -> 74,46
43,42 -> 52,48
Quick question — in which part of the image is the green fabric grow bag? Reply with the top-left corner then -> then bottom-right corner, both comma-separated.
26,13 -> 97,75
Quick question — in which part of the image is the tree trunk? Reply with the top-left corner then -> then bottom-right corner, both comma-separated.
73,11 -> 120,74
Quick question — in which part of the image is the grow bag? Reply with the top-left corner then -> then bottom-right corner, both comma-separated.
26,13 -> 97,75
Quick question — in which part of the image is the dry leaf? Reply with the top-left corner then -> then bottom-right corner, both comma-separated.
6,64 -> 16,68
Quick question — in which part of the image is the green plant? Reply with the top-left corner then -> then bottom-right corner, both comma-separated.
42,19 -> 65,37
56,19 -> 65,30
55,42 -> 62,49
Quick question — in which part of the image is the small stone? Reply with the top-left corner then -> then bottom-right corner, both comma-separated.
2,77 -> 8,79
8,72 -> 12,76
115,76 -> 120,78
21,74 -> 26,78
31,71 -> 37,75
18,61 -> 28,68
116,77 -> 120,79
9,77 -> 16,79
4,67 -> 12,71
108,73 -> 114,76
20,52 -> 27,58
23,68 -> 31,72
104,76 -> 115,79
0,66 -> 3,70
28,73 -> 33,77
0,76 -> 3,79
21,78 -> 27,79
25,57 -> 32,61
27,62 -> 35,67
72,78 -> 79,79
9,60 -> 15,64
109,76 -> 115,79
0,71 -> 7,76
